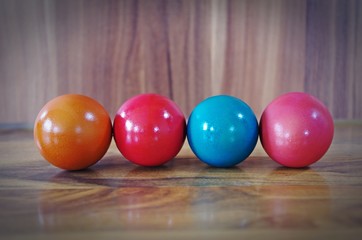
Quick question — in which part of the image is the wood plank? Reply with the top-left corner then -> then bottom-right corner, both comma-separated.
0,0 -> 362,124
0,122 -> 361,239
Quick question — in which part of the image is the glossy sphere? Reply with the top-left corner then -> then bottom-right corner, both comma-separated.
187,95 -> 258,167
260,92 -> 334,168
34,94 -> 112,170
113,94 -> 186,166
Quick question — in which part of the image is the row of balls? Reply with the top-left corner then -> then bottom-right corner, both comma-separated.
34,92 -> 334,171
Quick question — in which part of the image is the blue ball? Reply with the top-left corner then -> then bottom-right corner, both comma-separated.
187,95 -> 258,167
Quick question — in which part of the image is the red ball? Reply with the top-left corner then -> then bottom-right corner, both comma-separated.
260,92 -> 334,168
113,94 -> 186,166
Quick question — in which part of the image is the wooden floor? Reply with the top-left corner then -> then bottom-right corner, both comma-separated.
0,122 -> 361,239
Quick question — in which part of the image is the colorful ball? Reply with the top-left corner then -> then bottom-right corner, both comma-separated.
259,92 -> 334,168
34,94 -> 112,170
187,95 -> 258,167
113,93 -> 186,166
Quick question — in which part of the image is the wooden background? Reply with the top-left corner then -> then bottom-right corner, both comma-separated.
0,0 -> 361,125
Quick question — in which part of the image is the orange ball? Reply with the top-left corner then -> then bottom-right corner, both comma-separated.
34,94 -> 112,170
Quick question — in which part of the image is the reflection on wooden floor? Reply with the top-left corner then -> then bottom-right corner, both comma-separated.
0,122 -> 361,239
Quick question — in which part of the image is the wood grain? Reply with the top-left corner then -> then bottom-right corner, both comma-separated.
0,0 -> 361,125
0,122 -> 362,239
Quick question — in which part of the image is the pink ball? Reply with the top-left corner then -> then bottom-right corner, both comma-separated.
260,92 -> 334,168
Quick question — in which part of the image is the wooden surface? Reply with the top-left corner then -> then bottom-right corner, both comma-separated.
0,122 -> 361,239
1,0 -> 362,124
